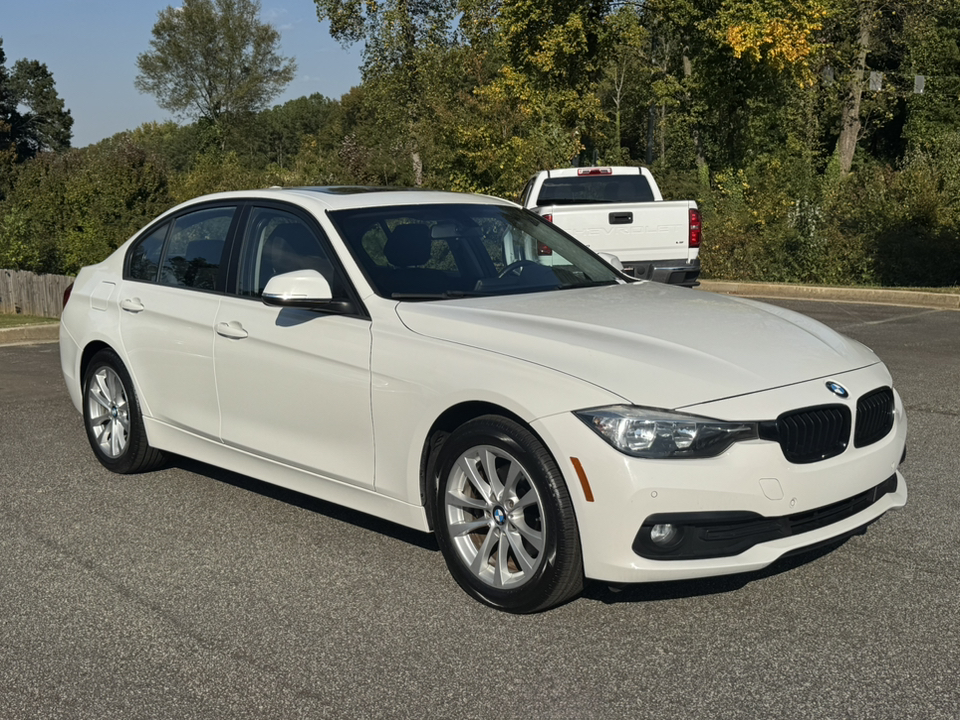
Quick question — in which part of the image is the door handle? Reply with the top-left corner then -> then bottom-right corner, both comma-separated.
120,297 -> 144,312
216,321 -> 248,339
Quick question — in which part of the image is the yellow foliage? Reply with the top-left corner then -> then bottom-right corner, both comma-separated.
719,0 -> 829,78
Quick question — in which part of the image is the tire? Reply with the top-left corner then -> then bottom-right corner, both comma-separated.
432,415 -> 584,613
82,348 -> 165,474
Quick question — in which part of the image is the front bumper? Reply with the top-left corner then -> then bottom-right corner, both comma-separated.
632,472 -> 898,560
531,368 -> 908,585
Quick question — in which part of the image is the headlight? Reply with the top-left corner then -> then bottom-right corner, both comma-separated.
575,405 -> 759,459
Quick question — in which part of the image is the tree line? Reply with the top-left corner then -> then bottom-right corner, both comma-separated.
2,0 -> 959,286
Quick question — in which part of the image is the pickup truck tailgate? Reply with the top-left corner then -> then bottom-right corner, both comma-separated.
544,200 -> 695,264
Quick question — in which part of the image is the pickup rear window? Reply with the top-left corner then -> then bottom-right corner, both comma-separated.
536,175 -> 655,205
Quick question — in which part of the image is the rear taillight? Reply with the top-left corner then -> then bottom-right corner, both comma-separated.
537,242 -> 553,256
542,213 -> 553,224
63,283 -> 74,309
689,208 -> 702,248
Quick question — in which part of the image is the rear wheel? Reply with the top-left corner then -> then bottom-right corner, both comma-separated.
433,415 -> 583,613
82,349 -> 165,474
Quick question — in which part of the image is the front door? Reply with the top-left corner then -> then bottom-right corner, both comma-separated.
213,205 -> 375,489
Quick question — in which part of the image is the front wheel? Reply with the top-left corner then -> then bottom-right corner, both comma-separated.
433,415 -> 583,613
82,349 -> 165,474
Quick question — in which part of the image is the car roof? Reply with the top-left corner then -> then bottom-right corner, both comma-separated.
170,187 -> 515,214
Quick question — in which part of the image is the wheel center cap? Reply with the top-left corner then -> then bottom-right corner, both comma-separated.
111,406 -> 119,419
492,506 -> 507,525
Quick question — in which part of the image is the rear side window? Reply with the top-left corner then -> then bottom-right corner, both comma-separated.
536,175 -> 655,205
128,224 -> 169,282
158,207 -> 236,290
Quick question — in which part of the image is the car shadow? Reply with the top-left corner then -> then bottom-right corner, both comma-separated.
165,455 -> 873,607
167,455 -> 440,553
581,529 -> 866,605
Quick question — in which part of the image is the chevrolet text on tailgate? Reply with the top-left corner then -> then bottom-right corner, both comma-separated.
520,166 -> 702,286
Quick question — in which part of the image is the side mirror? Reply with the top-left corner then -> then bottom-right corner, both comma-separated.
262,270 -> 352,313
597,252 -> 624,272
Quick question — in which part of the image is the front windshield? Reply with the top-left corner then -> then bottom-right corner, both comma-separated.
328,203 -> 623,300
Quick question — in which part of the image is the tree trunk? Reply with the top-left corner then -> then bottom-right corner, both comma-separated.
613,101 -> 622,163
646,105 -> 656,165
836,6 -> 872,174
412,146 -> 423,187
613,60 -> 626,163
683,50 -> 707,173
660,103 -> 666,161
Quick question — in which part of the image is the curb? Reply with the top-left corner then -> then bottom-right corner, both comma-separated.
0,322 -> 60,346
697,280 -> 960,311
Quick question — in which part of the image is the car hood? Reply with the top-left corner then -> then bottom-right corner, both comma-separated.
394,282 -> 880,409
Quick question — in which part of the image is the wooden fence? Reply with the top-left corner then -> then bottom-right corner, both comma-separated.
1,269 -> 76,319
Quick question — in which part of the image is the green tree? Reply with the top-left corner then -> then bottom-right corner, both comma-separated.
314,0 -> 459,185
806,0 -> 922,174
231,93 -> 340,170
0,139 -> 172,274
135,0 -> 296,139
495,0 -> 611,161
901,0 -> 960,151
596,8 -> 649,163
0,38 -> 73,195
120,121 -> 208,174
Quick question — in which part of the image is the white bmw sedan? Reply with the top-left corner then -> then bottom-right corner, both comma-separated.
60,187 -> 907,613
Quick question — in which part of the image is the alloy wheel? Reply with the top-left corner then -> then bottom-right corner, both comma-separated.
86,366 -> 130,459
444,445 -> 545,589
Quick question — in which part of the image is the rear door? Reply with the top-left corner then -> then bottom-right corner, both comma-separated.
119,204 -> 238,439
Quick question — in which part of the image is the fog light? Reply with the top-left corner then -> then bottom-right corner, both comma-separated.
650,523 -> 680,547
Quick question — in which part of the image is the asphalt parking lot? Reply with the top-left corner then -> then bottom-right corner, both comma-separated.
1,299 -> 957,720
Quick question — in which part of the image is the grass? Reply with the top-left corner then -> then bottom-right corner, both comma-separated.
0,313 -> 59,329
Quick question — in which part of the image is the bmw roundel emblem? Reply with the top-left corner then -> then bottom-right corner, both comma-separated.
493,507 -> 507,525
826,381 -> 849,398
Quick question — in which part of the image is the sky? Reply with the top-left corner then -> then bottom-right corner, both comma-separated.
2,0 -> 364,147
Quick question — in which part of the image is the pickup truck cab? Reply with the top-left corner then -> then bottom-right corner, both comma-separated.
519,166 -> 701,287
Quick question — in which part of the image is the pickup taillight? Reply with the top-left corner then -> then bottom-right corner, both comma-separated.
577,167 -> 613,176
689,208 -> 702,248
542,213 -> 553,224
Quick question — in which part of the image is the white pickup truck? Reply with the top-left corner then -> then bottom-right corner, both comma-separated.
519,166 -> 701,287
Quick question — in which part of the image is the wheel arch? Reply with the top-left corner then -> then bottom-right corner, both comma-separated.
419,401 -> 557,532
79,340 -> 114,390
78,340 -> 166,474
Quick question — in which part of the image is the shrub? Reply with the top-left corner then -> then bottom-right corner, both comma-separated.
0,139 -> 172,274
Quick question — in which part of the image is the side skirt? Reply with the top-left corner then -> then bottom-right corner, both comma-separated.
143,417 -> 431,532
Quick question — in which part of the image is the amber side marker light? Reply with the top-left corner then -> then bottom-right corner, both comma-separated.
570,457 -> 595,502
